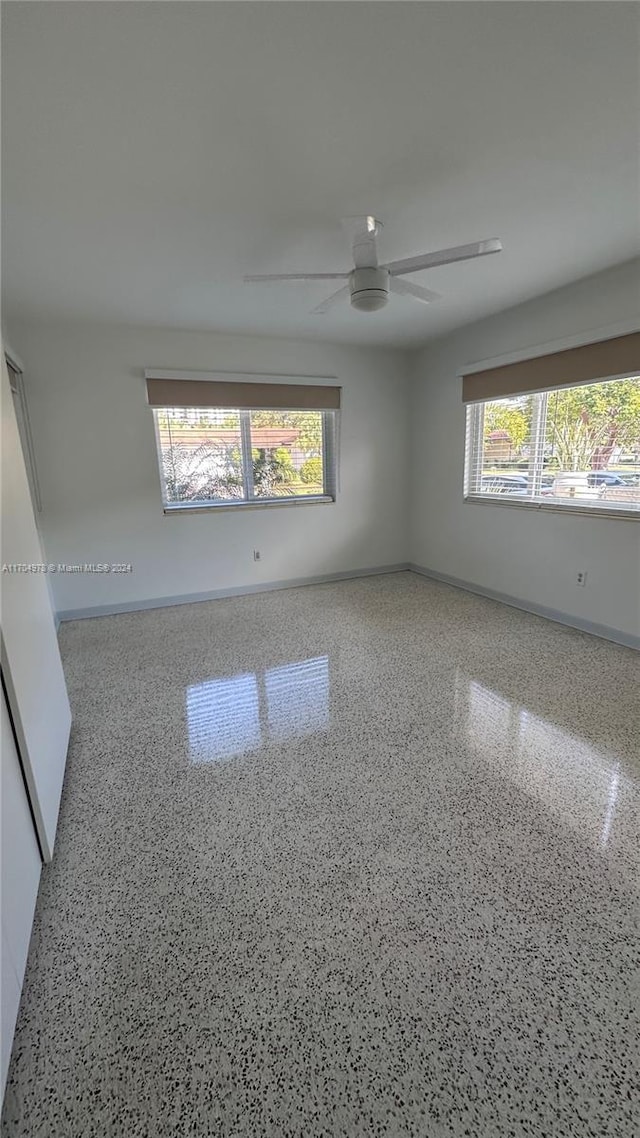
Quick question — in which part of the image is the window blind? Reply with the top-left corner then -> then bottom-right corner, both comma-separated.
464,375 -> 640,515
461,331 -> 640,403
146,375 -> 341,411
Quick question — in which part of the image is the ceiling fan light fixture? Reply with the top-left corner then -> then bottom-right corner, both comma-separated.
351,291 -> 388,312
349,267 -> 389,313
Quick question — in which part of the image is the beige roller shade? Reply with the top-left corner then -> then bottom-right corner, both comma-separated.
461,331 -> 640,403
146,377 -> 341,411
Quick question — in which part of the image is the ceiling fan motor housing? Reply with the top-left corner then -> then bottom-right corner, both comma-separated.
349,267 -> 389,312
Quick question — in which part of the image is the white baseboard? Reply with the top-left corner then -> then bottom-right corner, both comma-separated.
408,563 -> 639,651
56,561 -> 637,649
56,563 -> 411,622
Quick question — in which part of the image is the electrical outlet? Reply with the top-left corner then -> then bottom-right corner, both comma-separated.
576,570 -> 587,587
253,550 -> 261,561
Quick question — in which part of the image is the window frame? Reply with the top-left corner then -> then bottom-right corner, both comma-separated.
153,406 -> 337,514
464,381 -> 640,522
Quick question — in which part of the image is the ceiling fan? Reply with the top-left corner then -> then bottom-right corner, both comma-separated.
244,216 -> 502,314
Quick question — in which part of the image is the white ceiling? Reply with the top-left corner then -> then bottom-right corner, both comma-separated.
2,2 -> 639,348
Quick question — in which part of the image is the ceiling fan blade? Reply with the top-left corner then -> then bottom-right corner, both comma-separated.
244,272 -> 349,282
311,285 -> 351,315
385,238 -> 503,277
341,215 -> 382,269
390,278 -> 441,304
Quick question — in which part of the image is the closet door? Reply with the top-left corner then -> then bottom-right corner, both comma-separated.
1,690 -> 42,1096
1,351 -> 71,861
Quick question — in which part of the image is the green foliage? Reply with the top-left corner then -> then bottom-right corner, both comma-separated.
547,379 -> 640,469
482,380 -> 640,472
251,448 -> 295,495
484,399 -> 531,454
272,448 -> 296,481
300,456 -> 323,485
546,417 -> 598,471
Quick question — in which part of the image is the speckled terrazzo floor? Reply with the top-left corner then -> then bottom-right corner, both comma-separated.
3,571 -> 640,1138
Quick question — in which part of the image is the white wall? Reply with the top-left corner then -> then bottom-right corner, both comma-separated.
409,259 -> 640,638
5,321 -> 410,616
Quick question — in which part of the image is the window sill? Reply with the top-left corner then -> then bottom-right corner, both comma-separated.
163,495 -> 335,516
464,494 -> 639,521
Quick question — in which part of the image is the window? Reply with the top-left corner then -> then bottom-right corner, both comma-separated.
464,375 -> 640,515
153,406 -> 335,510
